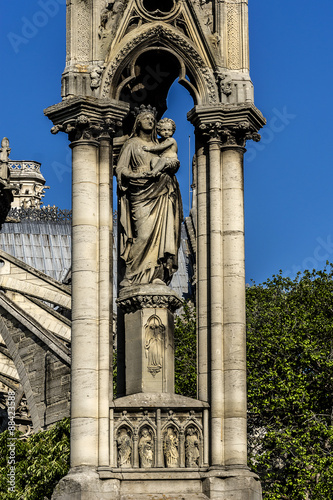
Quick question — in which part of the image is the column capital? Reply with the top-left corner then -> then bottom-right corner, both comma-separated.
117,284 -> 182,314
188,103 -> 266,147
44,97 -> 130,143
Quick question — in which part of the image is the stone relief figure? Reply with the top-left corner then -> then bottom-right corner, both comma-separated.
116,105 -> 182,288
117,428 -> 132,467
138,427 -> 154,467
145,315 -> 165,376
163,427 -> 179,468
185,427 -> 200,467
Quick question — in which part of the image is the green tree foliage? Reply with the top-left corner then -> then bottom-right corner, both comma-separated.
0,418 -> 70,500
173,269 -> 333,498
174,302 -> 197,398
247,267 -> 333,499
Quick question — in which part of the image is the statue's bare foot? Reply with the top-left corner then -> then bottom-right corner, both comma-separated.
119,278 -> 131,288
152,278 -> 165,285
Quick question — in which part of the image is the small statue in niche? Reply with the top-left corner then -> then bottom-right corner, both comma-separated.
185,427 -> 200,467
142,118 -> 179,176
117,428 -> 132,467
145,315 -> 165,376
138,427 -> 154,468
163,427 -> 179,468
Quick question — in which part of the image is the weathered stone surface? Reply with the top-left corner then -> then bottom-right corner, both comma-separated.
202,473 -> 262,500
46,0 -> 265,498
112,393 -> 209,410
115,108 -> 182,289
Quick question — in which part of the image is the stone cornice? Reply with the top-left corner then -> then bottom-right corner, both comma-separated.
188,103 -> 266,147
44,97 -> 129,142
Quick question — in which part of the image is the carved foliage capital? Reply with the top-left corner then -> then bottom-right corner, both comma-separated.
51,115 -> 121,143
198,120 -> 261,147
117,293 -> 182,314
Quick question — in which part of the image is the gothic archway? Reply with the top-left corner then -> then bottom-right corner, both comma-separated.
101,24 -> 218,118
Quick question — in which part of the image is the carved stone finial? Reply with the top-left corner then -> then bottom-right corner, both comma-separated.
0,137 -> 11,162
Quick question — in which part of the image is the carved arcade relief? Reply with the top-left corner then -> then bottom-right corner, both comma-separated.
113,408 -> 206,469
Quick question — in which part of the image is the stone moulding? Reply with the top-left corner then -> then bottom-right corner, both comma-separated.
44,97 -> 130,140
117,284 -> 183,313
101,23 -> 219,104
188,102 -> 266,133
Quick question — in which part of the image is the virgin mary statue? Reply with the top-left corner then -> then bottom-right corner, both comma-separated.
115,106 -> 183,288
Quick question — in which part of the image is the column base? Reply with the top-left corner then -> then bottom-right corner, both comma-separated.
51,466 -> 120,500
202,468 -> 262,500
52,467 -> 262,499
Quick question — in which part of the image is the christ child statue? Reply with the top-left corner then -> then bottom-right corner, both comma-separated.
143,117 -> 179,175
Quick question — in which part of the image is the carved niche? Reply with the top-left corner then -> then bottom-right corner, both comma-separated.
185,426 -> 200,467
145,315 -> 165,377
138,426 -> 154,467
116,426 -> 133,467
163,426 -> 179,468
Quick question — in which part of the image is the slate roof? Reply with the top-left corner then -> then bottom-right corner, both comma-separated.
0,221 -> 71,283
0,215 -> 193,301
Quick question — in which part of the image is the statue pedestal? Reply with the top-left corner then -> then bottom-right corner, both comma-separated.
117,284 -> 182,395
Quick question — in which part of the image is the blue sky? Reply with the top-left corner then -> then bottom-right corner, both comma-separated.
1,1 -> 333,284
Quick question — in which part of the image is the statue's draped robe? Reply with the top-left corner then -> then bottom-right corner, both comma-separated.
116,137 -> 183,285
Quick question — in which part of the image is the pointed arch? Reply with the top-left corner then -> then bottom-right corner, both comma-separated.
100,24 -> 218,107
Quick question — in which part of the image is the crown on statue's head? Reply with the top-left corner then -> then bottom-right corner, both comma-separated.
133,104 -> 157,118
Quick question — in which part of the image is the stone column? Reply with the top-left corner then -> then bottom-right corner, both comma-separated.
98,134 -> 112,467
71,136 -> 99,467
195,137 -> 209,403
221,144 -> 247,467
207,133 -> 224,467
44,98 -> 129,474
188,106 -> 264,476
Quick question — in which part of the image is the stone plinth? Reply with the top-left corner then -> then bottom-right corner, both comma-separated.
117,285 -> 182,395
